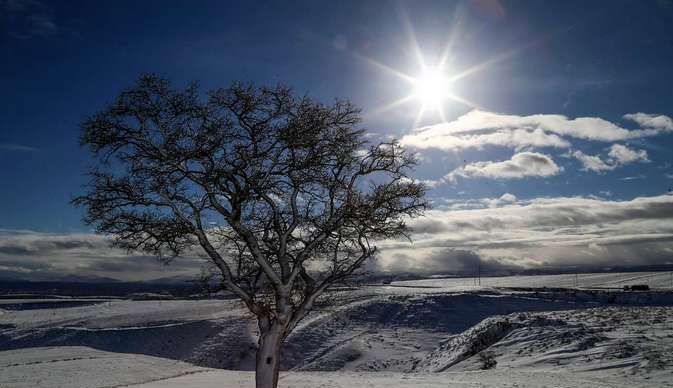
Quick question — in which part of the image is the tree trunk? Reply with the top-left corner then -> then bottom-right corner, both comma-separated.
255,323 -> 283,388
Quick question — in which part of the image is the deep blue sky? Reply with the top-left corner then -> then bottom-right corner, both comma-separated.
2,0 -> 673,235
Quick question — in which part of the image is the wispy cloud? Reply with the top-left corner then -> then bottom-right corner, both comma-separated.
620,175 -> 647,181
1,0 -> 60,39
0,143 -> 39,152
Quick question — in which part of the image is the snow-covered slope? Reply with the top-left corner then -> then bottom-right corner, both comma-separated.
1,273 -> 672,388
0,346 -> 206,388
416,307 -> 672,379
0,299 -> 257,370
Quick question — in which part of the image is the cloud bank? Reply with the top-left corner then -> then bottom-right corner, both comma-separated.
376,194 -> 673,275
0,230 -> 202,281
3,194 -> 673,280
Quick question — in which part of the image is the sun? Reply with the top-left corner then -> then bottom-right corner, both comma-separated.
413,69 -> 451,107
362,52 -> 484,125
356,8 -> 517,126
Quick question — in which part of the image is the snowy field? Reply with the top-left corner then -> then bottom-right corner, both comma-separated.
1,272 -> 672,388
392,271 -> 673,290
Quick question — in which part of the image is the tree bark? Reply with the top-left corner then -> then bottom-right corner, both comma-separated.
255,322 -> 284,388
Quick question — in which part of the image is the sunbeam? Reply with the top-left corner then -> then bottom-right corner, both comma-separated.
437,6 -> 466,70
446,92 -> 483,110
355,53 -> 417,84
366,94 -> 418,118
397,3 -> 427,72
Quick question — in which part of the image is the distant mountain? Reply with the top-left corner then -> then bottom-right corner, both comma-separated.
142,274 -> 198,284
0,268 -> 202,285
0,279 -> 202,297
3,264 -> 672,298
365,264 -> 673,283
0,270 -> 122,284
53,274 -> 123,283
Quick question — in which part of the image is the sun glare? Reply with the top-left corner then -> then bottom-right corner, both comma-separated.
413,69 -> 451,107
359,9 -> 509,125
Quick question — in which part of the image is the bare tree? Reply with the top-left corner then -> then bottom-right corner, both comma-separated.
73,74 -> 427,388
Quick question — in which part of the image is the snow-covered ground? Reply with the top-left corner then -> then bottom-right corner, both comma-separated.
131,369 -> 664,388
1,272 -> 672,387
1,348 -> 658,388
0,346 -> 206,388
393,271 -> 673,290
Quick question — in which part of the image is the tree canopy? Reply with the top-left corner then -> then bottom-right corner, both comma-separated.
74,74 -> 427,388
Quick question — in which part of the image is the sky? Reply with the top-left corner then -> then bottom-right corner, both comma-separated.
2,0 -> 673,281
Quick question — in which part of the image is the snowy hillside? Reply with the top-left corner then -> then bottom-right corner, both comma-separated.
1,272 -> 672,387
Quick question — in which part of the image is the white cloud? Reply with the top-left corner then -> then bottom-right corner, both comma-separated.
400,110 -> 673,152
400,176 -> 441,189
572,150 -> 615,172
482,193 -> 518,208
445,152 -> 562,181
607,144 -> 649,165
401,127 -> 570,151
623,113 -> 673,132
572,144 -> 649,172
498,192 -> 517,204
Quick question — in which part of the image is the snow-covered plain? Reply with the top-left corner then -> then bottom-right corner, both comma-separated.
1,272 -> 672,388
393,271 -> 673,290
